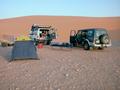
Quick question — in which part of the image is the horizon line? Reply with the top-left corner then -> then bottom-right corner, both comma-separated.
0,15 -> 120,20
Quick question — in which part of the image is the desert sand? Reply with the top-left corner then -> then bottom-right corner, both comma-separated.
0,16 -> 120,41
0,46 -> 120,90
0,16 -> 120,90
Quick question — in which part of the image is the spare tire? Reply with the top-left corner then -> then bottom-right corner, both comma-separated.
99,34 -> 109,44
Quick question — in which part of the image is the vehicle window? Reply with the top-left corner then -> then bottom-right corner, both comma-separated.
87,30 -> 93,37
31,27 -> 37,31
77,31 -> 81,35
96,30 -> 107,37
81,31 -> 86,37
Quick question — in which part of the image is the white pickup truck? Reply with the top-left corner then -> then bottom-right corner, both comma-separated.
29,24 -> 57,45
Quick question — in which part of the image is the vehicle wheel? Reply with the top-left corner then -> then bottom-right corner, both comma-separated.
84,42 -> 90,50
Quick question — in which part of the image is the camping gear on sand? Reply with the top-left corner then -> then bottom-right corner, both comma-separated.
50,42 -> 73,48
0,39 -> 14,47
11,40 -> 38,61
37,43 -> 43,49
16,36 -> 31,41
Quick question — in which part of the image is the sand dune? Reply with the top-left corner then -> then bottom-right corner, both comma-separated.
0,16 -> 120,41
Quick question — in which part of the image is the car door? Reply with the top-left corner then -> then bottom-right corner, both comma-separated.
86,30 -> 94,42
76,30 -> 84,44
49,28 -> 57,39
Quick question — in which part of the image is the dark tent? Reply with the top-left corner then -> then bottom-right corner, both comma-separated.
11,40 -> 38,61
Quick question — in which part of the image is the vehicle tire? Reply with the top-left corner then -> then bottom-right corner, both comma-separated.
84,42 -> 90,50
99,34 -> 109,44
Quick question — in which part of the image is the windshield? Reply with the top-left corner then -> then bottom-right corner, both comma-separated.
30,27 -> 38,35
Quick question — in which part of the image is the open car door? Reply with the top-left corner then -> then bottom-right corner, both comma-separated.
70,30 -> 77,46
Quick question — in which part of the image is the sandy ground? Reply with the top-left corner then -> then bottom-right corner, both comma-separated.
0,44 -> 120,90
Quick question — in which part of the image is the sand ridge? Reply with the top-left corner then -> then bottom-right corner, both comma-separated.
0,16 -> 120,41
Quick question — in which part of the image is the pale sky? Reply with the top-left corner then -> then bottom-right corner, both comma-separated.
0,0 -> 120,19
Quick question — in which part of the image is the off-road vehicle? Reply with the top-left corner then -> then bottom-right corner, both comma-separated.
70,28 -> 111,50
29,24 -> 57,45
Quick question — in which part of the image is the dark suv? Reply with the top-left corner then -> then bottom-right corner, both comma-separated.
70,28 -> 111,50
